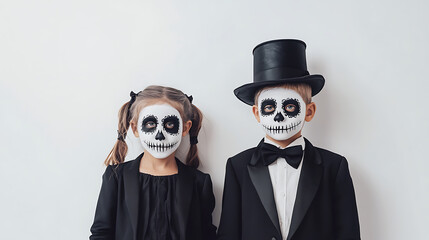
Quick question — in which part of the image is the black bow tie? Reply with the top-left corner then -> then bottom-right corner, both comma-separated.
260,143 -> 303,169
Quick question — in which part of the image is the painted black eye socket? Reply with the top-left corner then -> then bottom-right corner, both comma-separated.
162,115 -> 180,134
142,115 -> 158,133
260,98 -> 277,116
282,99 -> 301,117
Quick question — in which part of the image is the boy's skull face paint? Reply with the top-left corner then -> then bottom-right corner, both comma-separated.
137,104 -> 183,159
257,88 -> 306,141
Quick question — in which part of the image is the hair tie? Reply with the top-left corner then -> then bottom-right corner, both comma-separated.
128,91 -> 139,111
130,91 -> 138,102
117,130 -> 126,141
190,136 -> 198,145
185,94 -> 193,104
126,91 -> 141,122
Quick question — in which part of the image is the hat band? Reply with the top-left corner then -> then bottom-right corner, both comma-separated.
254,67 -> 309,82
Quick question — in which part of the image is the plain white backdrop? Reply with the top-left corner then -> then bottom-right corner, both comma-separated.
1,0 -> 428,239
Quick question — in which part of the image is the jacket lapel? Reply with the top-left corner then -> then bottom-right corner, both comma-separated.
247,139 -> 282,236
123,153 -> 143,240
287,138 -> 322,240
174,159 -> 194,240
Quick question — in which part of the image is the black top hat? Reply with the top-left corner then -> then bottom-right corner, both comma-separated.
234,39 -> 325,105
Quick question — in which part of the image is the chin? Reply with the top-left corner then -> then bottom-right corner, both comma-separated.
267,130 -> 302,142
270,135 -> 295,141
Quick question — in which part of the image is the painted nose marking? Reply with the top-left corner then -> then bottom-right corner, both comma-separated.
155,131 -> 165,140
274,112 -> 285,122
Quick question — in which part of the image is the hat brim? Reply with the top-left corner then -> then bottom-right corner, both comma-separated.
233,74 -> 325,105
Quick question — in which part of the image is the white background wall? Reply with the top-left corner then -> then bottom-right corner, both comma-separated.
1,0 -> 428,239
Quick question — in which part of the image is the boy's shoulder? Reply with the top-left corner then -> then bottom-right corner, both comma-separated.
310,141 -> 348,169
314,146 -> 345,160
228,146 -> 258,167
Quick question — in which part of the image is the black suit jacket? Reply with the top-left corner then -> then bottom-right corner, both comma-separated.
217,138 -> 360,240
90,153 -> 217,240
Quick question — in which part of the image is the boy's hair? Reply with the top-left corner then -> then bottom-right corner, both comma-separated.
254,83 -> 312,105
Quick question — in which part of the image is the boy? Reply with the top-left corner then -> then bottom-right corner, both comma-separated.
217,39 -> 360,240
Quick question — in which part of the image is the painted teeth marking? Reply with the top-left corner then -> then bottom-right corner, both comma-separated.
263,121 -> 302,134
144,141 -> 179,152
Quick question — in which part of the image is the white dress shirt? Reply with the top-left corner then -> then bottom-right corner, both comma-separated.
264,136 -> 306,240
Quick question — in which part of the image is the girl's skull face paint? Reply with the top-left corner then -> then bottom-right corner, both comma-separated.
257,88 -> 306,141
137,104 -> 183,159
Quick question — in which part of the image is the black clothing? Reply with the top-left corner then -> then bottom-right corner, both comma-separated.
217,138 -> 360,240
260,143 -> 303,168
90,153 -> 217,240
137,173 -> 178,240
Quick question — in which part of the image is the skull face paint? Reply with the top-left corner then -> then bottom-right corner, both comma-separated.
257,88 -> 306,141
137,104 -> 183,159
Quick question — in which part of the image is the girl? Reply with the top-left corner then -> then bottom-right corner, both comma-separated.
90,85 -> 216,240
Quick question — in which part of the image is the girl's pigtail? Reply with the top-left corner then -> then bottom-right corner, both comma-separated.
104,101 -> 132,166
186,104 -> 203,168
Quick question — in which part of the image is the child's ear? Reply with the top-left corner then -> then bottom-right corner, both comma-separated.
182,120 -> 192,137
130,120 -> 139,137
305,102 -> 316,122
252,105 -> 261,123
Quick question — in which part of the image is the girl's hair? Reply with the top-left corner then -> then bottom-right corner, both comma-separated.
104,85 -> 203,168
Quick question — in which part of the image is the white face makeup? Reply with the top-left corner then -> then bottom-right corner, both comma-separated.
257,87 -> 306,141
137,104 -> 183,159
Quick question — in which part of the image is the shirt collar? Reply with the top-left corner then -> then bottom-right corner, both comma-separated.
264,135 -> 306,151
